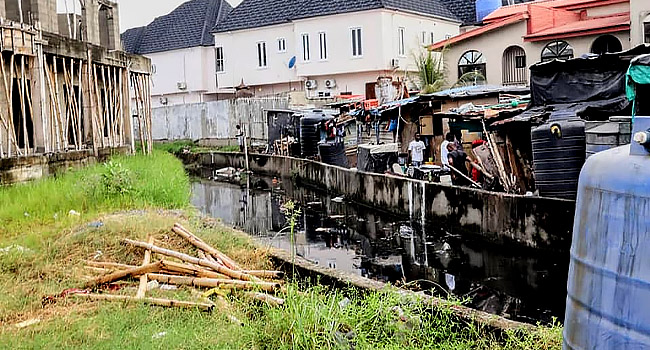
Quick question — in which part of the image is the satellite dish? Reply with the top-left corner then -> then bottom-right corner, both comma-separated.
288,56 -> 296,69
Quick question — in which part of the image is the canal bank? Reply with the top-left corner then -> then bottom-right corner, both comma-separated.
181,152 -> 576,252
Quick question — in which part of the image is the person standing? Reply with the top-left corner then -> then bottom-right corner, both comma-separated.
441,132 -> 455,168
447,143 -> 471,186
408,133 -> 426,168
235,125 -> 245,152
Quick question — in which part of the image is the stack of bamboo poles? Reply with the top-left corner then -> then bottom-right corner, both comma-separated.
73,223 -> 285,311
130,72 -> 152,155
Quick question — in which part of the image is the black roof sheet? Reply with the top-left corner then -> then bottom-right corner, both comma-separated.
121,0 -> 232,55
440,0 -> 477,26
213,0 -> 460,33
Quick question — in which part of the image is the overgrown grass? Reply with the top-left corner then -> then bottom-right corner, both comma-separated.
153,140 -> 240,154
0,151 -> 190,241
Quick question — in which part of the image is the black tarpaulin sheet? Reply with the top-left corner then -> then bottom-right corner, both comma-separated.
529,45 -> 650,116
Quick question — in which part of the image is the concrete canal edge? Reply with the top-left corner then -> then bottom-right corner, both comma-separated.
183,151 -> 576,252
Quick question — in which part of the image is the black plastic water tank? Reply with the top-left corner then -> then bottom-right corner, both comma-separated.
318,141 -> 348,167
300,113 -> 332,158
531,111 -> 586,200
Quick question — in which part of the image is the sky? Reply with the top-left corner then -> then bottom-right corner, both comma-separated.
116,0 -> 242,31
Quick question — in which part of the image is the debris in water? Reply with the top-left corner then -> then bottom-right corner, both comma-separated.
329,215 -> 345,220
307,201 -> 322,206
332,196 -> 345,203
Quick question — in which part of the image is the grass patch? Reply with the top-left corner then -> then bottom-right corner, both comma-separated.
153,140 -> 240,154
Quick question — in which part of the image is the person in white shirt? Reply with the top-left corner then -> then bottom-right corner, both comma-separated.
441,133 -> 455,168
408,133 -> 426,168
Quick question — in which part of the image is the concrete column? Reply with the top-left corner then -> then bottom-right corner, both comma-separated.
31,0 -> 57,33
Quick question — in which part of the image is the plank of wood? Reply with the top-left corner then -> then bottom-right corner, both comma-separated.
172,223 -> 240,270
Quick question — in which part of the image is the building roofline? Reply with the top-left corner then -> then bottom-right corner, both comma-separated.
429,13 -> 527,51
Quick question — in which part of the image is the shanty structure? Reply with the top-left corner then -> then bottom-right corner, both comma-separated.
0,0 -> 153,160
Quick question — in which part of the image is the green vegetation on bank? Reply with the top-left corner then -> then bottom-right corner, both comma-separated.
153,140 -> 239,154
0,152 -> 563,349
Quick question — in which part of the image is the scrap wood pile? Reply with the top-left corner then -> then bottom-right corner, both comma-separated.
56,223 -> 286,312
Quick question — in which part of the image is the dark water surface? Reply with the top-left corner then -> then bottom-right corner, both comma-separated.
191,175 -> 569,324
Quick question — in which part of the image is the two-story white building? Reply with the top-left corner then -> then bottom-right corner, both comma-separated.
121,0 -> 232,107
212,0 -> 461,100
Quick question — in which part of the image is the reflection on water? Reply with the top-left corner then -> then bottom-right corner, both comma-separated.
191,176 -> 568,324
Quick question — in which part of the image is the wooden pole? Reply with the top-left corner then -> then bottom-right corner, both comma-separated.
86,261 -> 136,270
0,52 -> 20,156
86,50 -> 98,156
241,270 -> 285,279
53,55 -> 67,150
45,58 -> 65,151
76,58 -> 83,148
172,224 -> 240,270
84,260 -> 163,289
130,73 -> 146,154
62,58 -> 78,148
147,273 -> 280,293
122,239 -> 259,282
68,293 -> 215,312
92,64 -> 105,148
136,236 -> 154,299
160,260 -> 230,279
18,55 -> 29,154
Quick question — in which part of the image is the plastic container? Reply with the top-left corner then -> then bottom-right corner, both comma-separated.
585,116 -> 632,158
531,111 -> 586,199
318,141 -> 348,167
300,114 -> 332,158
564,116 -> 650,349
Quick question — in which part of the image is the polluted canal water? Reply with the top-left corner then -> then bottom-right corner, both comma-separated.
192,175 -> 568,324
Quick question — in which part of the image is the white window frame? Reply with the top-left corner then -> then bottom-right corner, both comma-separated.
257,41 -> 267,68
421,31 -> 427,45
301,33 -> 310,62
277,37 -> 286,53
430,32 -> 435,45
350,27 -> 363,58
215,46 -> 225,73
398,27 -> 406,57
319,31 -> 328,61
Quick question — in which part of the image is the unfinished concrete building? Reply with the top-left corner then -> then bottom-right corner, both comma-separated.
0,0 -> 153,184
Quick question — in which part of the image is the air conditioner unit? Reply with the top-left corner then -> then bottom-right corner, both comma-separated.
390,58 -> 400,68
305,80 -> 318,90
324,79 -> 336,89
159,96 -> 168,105
177,82 -> 187,90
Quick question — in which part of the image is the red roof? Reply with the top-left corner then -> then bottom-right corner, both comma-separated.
429,13 -> 527,51
429,0 -> 630,50
483,0 -> 627,22
524,13 -> 630,41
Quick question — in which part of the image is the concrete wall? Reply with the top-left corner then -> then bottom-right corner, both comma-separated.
441,20 -> 631,87
0,146 -> 128,184
151,97 -> 289,141
187,152 -> 576,251
631,0 -> 650,46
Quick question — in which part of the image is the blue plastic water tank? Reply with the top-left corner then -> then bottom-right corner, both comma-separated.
564,116 -> 650,349
476,0 -> 501,22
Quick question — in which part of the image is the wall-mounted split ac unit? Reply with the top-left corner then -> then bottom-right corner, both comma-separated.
305,80 -> 318,90
390,58 -> 400,68
177,82 -> 187,90
324,79 -> 336,89
159,97 -> 168,105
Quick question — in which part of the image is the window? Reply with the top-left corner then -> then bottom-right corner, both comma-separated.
398,27 -> 405,56
645,18 -> 650,44
502,46 -> 527,86
458,50 -> 486,83
421,31 -> 427,45
541,40 -> 574,62
351,27 -> 362,57
319,32 -> 327,60
257,41 -> 267,68
430,32 -> 435,45
277,38 -> 286,53
590,35 -> 622,55
215,47 -> 224,73
302,34 -> 310,61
